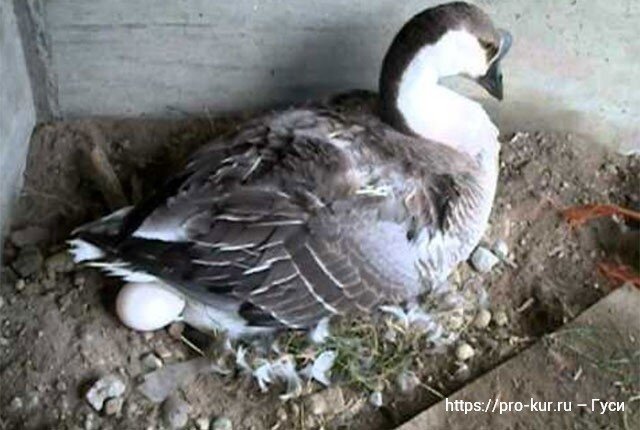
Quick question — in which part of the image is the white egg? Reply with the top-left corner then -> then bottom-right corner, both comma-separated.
115,282 -> 185,331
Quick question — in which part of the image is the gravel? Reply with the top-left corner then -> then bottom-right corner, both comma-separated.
494,310 -> 509,326
141,353 -> 164,371
195,416 -> 211,430
469,246 -> 500,273
104,397 -> 123,416
473,309 -> 492,329
85,374 -> 126,411
369,391 -> 383,408
491,239 -> 509,260
455,343 -> 475,361
162,395 -> 190,429
12,246 -> 44,278
45,251 -> 75,274
212,417 -> 233,430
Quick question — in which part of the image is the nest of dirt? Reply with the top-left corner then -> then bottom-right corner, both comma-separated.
1,117 -> 638,430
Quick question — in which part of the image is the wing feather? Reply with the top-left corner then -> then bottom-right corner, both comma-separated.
92,106 -> 478,331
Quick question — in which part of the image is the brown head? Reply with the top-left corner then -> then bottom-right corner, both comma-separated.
379,2 -> 512,133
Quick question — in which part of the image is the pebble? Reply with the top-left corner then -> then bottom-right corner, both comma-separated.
155,343 -> 173,360
15,279 -> 26,292
491,239 -> 509,260
84,412 -> 96,430
141,353 -> 163,371
168,321 -> 185,339
305,387 -> 345,416
473,309 -> 492,329
162,395 -> 190,429
455,343 -> 475,361
9,396 -> 23,411
369,391 -> 383,408
86,374 -> 126,411
396,371 -> 420,393
453,363 -> 471,381
275,407 -> 288,422
0,295 -> 4,310
45,251 -> 75,274
469,246 -> 500,273
104,397 -> 123,416
494,310 -> 509,327
10,226 -> 49,247
195,416 -> 211,430
12,246 -> 44,278
447,312 -> 465,330
212,417 -> 233,430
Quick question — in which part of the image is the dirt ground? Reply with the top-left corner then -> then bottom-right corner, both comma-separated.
0,114 -> 638,430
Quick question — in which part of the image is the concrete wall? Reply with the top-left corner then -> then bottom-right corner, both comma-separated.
40,0 -> 640,153
0,0 -> 37,236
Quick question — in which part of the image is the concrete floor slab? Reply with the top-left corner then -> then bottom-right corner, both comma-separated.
397,284 -> 640,429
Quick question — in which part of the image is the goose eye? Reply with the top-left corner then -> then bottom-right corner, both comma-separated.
479,40 -> 499,62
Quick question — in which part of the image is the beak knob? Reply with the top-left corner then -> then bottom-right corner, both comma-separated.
477,29 -> 512,100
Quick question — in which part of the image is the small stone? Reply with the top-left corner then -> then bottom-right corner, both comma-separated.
455,343 -> 475,361
494,310 -> 509,327
12,246 -> 44,278
25,392 -> 39,410
15,279 -> 26,291
162,395 -> 190,429
275,407 -> 288,422
396,371 -> 420,393
0,295 -> 5,310
86,374 -> 126,411
45,251 -> 75,274
84,412 -> 96,430
9,396 -> 23,411
453,363 -> 471,381
168,322 -> 185,339
304,387 -> 345,416
472,309 -> 492,329
10,226 -> 49,247
369,391 -> 383,408
155,343 -> 173,360
491,239 -> 509,259
447,313 -> 465,330
141,353 -> 163,371
56,379 -> 68,391
469,246 -> 500,273
211,417 -> 233,430
195,416 -> 211,430
104,397 -> 123,416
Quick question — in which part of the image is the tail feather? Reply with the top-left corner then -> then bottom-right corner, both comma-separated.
68,206 -> 133,263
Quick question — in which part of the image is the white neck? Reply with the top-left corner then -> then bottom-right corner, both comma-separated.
395,30 -> 500,161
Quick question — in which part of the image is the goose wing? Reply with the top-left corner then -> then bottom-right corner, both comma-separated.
83,109 -> 470,329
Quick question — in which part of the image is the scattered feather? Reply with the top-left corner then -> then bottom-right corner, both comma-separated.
309,317 -> 331,344
252,355 -> 303,400
301,350 -> 337,386
235,346 -> 252,373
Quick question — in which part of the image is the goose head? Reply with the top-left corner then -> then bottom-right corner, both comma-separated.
379,2 -> 512,144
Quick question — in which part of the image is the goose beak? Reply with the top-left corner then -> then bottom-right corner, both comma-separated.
477,29 -> 512,101
477,61 -> 503,100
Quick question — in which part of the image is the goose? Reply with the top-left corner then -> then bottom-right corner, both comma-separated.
69,2 -> 512,339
